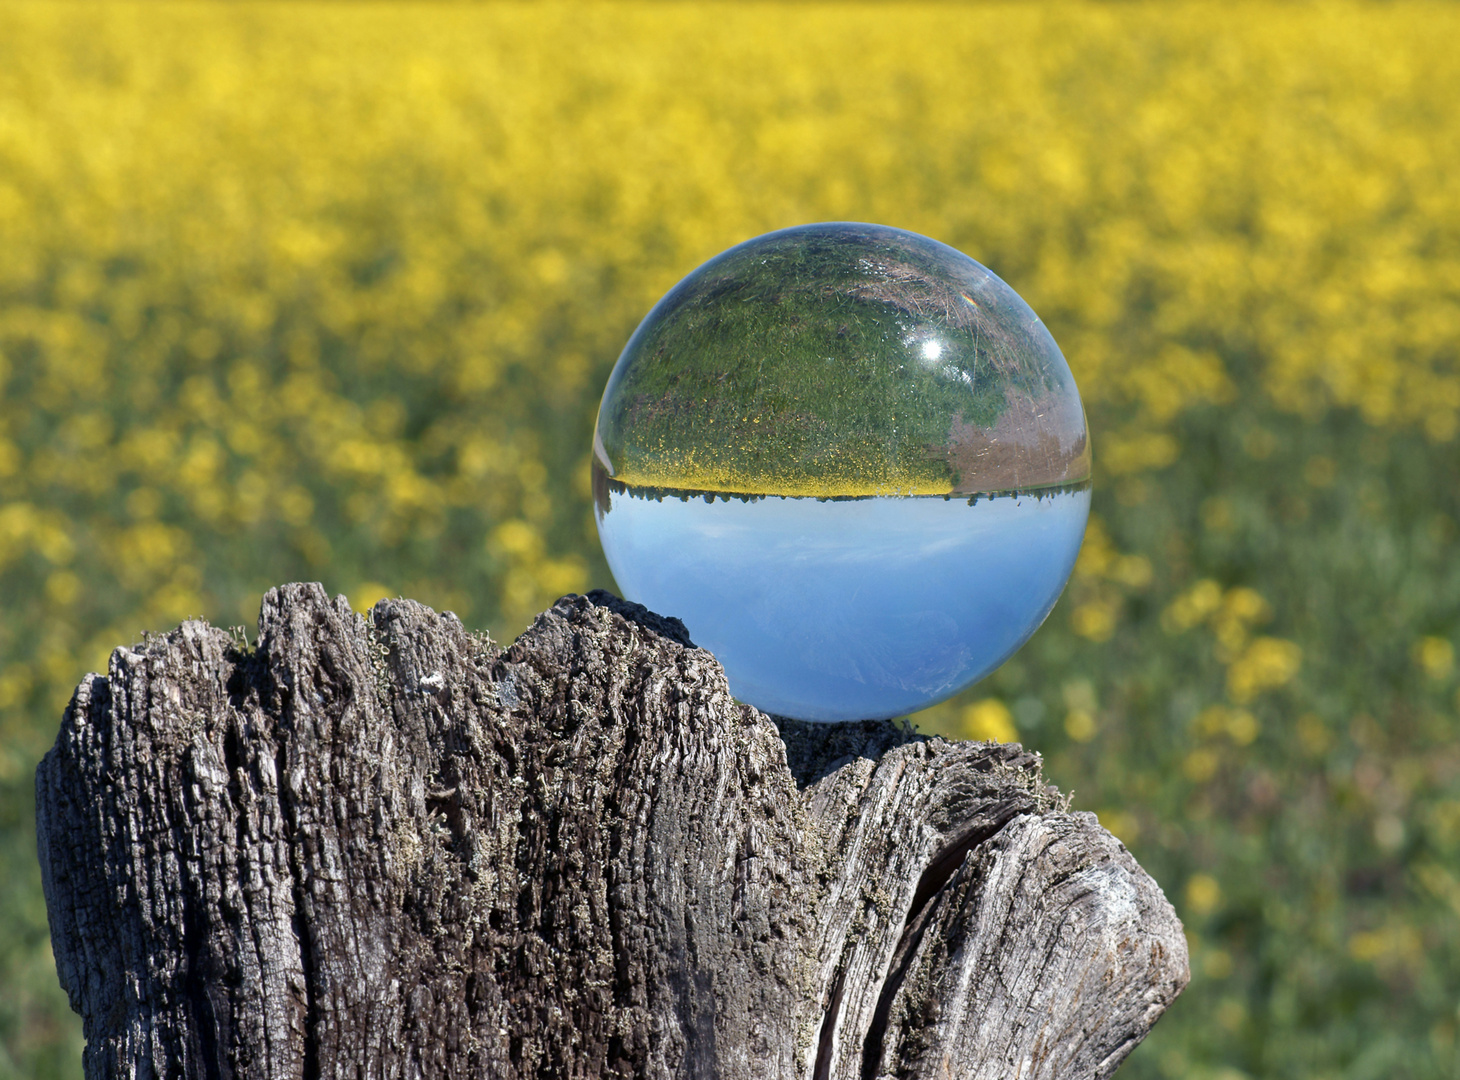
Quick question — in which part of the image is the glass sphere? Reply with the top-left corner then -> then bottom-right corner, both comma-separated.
592,222 -> 1090,723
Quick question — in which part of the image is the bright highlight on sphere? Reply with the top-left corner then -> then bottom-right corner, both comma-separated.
592,222 -> 1091,723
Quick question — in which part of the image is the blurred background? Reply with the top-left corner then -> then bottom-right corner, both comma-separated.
1,2 -> 1457,1077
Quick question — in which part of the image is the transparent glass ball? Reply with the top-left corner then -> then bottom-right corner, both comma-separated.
592,222 -> 1090,723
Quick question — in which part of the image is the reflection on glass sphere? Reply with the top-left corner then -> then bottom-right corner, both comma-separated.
592,222 -> 1090,723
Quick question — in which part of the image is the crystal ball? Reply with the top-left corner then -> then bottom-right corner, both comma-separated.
592,222 -> 1091,723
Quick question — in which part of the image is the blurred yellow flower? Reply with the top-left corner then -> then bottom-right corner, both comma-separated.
1348,924 -> 1423,971
1226,638 -> 1303,704
960,698 -> 1018,744
1414,636 -> 1454,681
1186,873 -> 1223,916
1195,705 -> 1261,747
1064,709 -> 1098,743
349,582 -> 395,614
1071,600 -> 1119,643
1097,807 -> 1140,845
1183,748 -> 1220,783
1163,580 -> 1225,633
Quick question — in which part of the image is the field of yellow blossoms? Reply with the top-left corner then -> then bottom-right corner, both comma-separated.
2,2 -> 1458,1076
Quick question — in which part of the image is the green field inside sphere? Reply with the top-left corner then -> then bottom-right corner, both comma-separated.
594,223 -> 1091,499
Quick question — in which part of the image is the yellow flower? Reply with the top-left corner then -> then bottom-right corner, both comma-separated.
960,698 -> 1018,744
1414,636 -> 1454,681
1185,873 -> 1222,916
1227,638 -> 1303,704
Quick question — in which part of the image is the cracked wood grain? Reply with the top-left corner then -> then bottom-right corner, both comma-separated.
36,584 -> 1187,1079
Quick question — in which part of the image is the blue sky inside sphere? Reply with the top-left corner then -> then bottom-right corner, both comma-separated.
596,486 -> 1089,722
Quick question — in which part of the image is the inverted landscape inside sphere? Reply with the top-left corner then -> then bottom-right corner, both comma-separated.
592,223 -> 1091,722
594,221 -> 1090,502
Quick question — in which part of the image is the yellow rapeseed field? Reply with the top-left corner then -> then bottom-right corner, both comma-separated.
2,2 -> 1458,1077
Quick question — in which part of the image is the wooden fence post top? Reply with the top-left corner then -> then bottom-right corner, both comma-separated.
37,583 -> 1188,1079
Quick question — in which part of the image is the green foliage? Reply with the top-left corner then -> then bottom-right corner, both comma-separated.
1,3 -> 1458,1077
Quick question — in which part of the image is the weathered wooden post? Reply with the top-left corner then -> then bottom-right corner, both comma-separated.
36,584 -> 1187,1079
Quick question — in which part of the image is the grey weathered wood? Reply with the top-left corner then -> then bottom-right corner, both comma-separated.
36,584 -> 1187,1080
